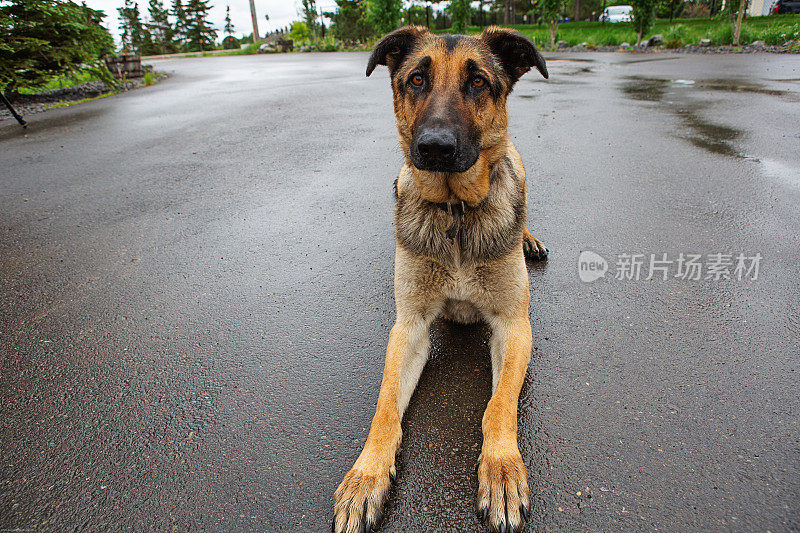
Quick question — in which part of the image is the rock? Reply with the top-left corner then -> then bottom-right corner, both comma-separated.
620,42 -> 631,48
699,38 -> 712,46
258,42 -> 276,53
648,34 -> 664,47
750,40 -> 765,48
556,40 -> 569,49
580,42 -> 589,47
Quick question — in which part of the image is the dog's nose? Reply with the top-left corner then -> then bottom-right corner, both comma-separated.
416,129 -> 457,162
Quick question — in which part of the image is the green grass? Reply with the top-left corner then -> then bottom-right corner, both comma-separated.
17,69 -> 103,95
441,14 -> 800,49
47,91 -> 117,109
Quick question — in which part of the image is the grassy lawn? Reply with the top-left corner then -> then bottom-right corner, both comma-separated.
447,14 -> 800,48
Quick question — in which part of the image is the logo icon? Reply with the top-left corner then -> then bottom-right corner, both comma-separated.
578,251 -> 608,282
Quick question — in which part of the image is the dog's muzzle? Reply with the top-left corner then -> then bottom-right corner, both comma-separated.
411,128 -> 478,173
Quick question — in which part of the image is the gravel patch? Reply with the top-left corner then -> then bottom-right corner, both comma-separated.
552,40 -> 799,54
1,77 -> 157,123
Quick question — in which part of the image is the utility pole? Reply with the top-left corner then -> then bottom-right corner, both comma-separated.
249,0 -> 260,42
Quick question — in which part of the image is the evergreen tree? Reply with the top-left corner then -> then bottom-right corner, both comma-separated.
184,0 -> 217,51
170,0 -> 188,51
366,0 -> 402,34
328,0 -> 375,44
223,4 -> 234,35
118,0 -> 147,52
1,0 -> 114,93
147,0 -> 174,53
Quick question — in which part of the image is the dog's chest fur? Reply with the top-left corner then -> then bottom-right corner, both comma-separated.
394,155 -> 526,267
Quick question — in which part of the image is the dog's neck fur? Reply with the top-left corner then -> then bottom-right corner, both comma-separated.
394,154 -> 526,265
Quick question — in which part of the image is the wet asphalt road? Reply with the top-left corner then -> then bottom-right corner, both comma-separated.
2,51 -> 799,532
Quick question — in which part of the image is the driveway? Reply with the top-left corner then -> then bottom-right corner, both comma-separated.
1,51 -> 799,531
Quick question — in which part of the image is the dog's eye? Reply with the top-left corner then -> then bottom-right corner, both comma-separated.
410,74 -> 424,87
472,76 -> 486,88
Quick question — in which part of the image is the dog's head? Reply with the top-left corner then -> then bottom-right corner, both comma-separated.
367,26 -> 547,204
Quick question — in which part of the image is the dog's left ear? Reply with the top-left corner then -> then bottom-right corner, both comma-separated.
366,25 -> 428,77
481,26 -> 548,86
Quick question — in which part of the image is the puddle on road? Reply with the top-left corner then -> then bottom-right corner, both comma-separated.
699,79 -> 799,100
620,77 -> 669,102
677,107 -> 742,158
562,66 -> 594,76
615,56 -> 681,65
616,76 -> 799,158
545,57 -> 596,63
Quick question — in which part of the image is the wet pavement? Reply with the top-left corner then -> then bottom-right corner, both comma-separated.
1,52 -> 799,532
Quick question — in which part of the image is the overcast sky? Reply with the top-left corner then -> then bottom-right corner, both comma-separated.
83,0 -> 340,42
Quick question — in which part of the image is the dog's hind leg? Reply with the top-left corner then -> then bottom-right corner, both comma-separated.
476,310 -> 533,533
333,314 -> 432,533
523,226 -> 548,262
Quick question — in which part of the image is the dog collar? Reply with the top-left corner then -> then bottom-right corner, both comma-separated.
434,201 -> 469,249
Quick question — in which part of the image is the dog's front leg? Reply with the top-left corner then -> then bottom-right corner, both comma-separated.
333,315 -> 431,533
477,312 -> 533,532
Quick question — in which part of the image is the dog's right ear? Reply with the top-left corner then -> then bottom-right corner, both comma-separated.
366,26 -> 428,77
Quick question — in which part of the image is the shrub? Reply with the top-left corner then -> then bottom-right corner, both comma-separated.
759,23 -> 799,45
664,24 -> 689,48
683,3 -> 710,18
289,21 -> 310,42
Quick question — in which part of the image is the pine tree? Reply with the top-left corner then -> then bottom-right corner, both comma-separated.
329,0 -> 375,44
170,0 -> 188,51
184,0 -> 217,51
147,0 -> 174,53
118,0 -> 147,53
223,4 -> 234,35
1,0 -> 114,93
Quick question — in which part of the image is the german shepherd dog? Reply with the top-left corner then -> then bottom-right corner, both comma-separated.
333,26 -> 549,533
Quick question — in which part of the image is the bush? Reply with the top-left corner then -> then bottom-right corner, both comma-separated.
289,21 -> 310,42
709,23 -> 754,45
683,3 -> 710,18
664,24 -> 689,47
759,23 -> 798,45
222,35 -> 239,49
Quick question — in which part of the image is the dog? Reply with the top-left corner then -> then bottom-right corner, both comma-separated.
333,25 -> 549,533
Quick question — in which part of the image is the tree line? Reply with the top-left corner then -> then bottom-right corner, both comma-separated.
117,0 -> 237,54
323,0 -> 735,48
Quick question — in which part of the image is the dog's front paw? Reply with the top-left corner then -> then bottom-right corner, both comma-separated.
333,454 -> 396,533
476,447 -> 530,532
523,233 -> 548,262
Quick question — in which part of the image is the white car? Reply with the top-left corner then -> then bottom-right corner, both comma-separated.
599,5 -> 633,22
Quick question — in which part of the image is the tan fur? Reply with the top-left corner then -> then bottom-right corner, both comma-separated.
334,26 -> 548,533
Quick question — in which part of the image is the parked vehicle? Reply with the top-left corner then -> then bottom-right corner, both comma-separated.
599,5 -> 633,22
772,0 -> 800,13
